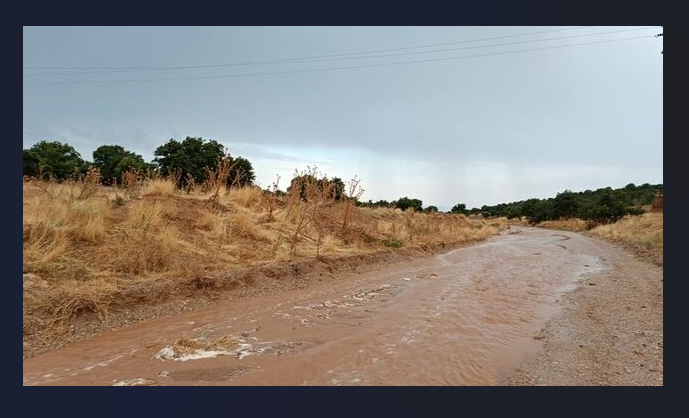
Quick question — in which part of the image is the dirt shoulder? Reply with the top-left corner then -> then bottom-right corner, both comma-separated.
507,237 -> 663,386
23,239 -> 482,360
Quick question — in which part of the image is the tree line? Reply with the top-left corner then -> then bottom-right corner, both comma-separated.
474,183 -> 662,224
355,184 -> 662,224
23,138 -> 662,223
23,137 -> 256,188
22,138 -> 449,211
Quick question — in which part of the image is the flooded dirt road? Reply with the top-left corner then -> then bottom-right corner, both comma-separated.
24,227 -> 630,385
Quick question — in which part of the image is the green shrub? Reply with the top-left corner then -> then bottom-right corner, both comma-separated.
382,238 -> 404,248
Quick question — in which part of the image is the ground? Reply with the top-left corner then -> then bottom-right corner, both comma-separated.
23,227 -> 663,386
508,244 -> 663,386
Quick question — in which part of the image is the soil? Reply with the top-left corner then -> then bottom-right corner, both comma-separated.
23,240 -> 476,359
507,238 -> 663,385
23,227 -> 663,386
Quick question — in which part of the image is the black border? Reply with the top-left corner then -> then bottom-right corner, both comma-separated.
13,0 -> 678,413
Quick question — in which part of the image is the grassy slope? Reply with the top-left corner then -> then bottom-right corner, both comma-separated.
589,213 -> 663,266
23,178 -> 507,355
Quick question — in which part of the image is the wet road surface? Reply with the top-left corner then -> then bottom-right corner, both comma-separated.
24,227 -> 611,386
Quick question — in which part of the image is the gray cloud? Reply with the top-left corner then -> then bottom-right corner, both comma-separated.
23,26 -> 663,207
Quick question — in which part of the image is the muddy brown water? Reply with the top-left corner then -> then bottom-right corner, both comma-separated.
23,227 -> 611,386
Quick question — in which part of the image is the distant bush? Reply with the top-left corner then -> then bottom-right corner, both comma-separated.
287,174 -> 344,201
357,199 -> 392,208
395,197 -> 423,212
451,203 -> 467,214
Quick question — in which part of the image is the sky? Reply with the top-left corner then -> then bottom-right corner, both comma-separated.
23,26 -> 663,210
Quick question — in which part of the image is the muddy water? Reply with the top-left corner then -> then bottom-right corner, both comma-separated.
23,227 -> 610,386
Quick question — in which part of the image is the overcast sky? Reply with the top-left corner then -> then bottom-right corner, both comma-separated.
23,26 -> 663,210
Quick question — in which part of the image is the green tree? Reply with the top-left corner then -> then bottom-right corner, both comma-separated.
395,197 -> 423,212
424,205 -> 439,213
552,190 -> 580,219
153,137 -> 225,185
23,150 -> 40,177
24,141 -> 86,179
581,189 -> 627,223
93,145 -> 148,184
287,175 -> 342,200
227,156 -> 256,188
450,203 -> 467,214
526,199 -> 554,224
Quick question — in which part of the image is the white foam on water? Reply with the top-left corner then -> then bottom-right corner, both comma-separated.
112,378 -> 156,386
176,350 -> 234,361
83,354 -> 123,371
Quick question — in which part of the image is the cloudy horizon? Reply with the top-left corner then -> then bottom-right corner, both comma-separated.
23,26 -> 663,210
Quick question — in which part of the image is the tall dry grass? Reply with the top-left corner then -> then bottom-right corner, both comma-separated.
141,177 -> 177,197
589,213 -> 663,253
536,218 -> 589,232
23,167 -> 508,327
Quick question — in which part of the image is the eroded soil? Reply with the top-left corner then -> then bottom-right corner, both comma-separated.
23,227 -> 662,386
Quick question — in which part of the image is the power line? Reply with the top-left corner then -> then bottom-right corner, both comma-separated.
23,34 -> 656,87
24,26 -> 592,72
23,27 -> 657,77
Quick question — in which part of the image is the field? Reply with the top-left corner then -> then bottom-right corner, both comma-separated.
23,173 -> 507,356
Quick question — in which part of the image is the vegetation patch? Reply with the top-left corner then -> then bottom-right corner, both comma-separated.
382,239 -> 404,248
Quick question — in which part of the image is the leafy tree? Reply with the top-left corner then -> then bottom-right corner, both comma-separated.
395,197 -> 423,212
506,206 -> 522,219
552,190 -> 580,219
153,137 -> 225,185
450,203 -> 467,214
227,156 -> 256,188
287,175 -> 343,201
92,145 -> 148,184
580,189 -> 627,223
23,150 -> 40,177
424,205 -> 439,213
24,141 -> 86,179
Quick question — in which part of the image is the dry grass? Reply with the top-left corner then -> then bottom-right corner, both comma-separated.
536,218 -> 589,232
23,171 -> 508,332
507,217 -> 531,226
531,214 -> 663,265
141,177 -> 177,197
589,213 -> 663,263
229,186 -> 263,208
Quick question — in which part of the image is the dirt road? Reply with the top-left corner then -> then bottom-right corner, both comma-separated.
23,227 -> 663,386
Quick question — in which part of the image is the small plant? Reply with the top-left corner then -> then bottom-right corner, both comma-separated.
77,167 -> 102,200
382,238 -> 404,248
120,169 -> 140,197
204,155 -> 233,204
341,175 -> 365,233
263,175 -> 281,222
184,173 -> 197,194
